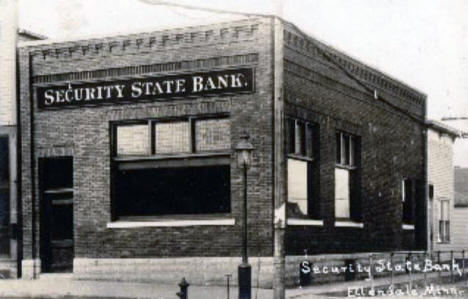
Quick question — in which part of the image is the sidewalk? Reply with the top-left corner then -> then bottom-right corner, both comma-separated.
0,271 -> 465,299
0,276 -> 274,299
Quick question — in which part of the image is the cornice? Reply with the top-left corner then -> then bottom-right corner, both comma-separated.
283,29 -> 426,107
21,19 -> 262,62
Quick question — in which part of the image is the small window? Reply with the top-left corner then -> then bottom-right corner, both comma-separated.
402,179 -> 414,224
439,200 -> 450,243
116,124 -> 149,156
335,131 -> 361,221
429,184 -> 434,200
286,118 -> 320,218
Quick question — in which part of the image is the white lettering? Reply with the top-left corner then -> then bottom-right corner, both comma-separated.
217,75 -> 229,89
192,76 -> 203,92
64,89 -> 74,102
131,82 -> 142,98
85,88 -> 96,101
103,86 -> 112,98
162,80 -> 174,94
114,84 -> 125,98
231,73 -> 245,88
96,86 -> 103,100
301,261 -> 310,274
143,82 -> 153,96
55,90 -> 65,103
153,82 -> 164,95
175,79 -> 186,93
44,90 -> 55,105
204,77 -> 216,91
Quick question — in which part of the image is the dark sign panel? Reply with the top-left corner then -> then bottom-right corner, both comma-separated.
37,68 -> 254,109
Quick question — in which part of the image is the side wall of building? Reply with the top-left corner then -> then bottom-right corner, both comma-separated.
282,24 -> 427,254
451,207 -> 468,251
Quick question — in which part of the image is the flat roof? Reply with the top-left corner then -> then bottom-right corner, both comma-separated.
426,119 -> 462,137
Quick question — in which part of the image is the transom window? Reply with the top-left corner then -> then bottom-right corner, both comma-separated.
114,116 -> 231,157
111,115 -> 231,220
287,119 -> 315,159
336,132 -> 356,167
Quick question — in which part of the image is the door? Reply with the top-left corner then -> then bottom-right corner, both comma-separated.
39,157 -> 74,273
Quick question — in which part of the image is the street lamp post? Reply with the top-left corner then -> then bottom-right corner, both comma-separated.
235,133 -> 255,299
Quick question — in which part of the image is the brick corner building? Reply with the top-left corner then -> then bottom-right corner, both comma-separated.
18,16 -> 427,286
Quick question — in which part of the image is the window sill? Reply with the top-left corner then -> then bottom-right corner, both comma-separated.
107,218 -> 235,228
335,220 -> 364,228
287,154 -> 314,162
287,218 -> 323,226
335,164 -> 357,170
402,224 -> 415,230
437,241 -> 451,244
114,151 -> 231,162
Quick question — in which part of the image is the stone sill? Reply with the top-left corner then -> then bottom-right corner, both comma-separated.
287,218 -> 323,226
334,220 -> 364,228
107,218 -> 235,228
402,224 -> 415,230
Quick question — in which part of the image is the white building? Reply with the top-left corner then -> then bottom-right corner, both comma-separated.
426,120 -> 461,253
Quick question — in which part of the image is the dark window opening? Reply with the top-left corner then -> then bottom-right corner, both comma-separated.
402,179 -> 414,224
429,184 -> 434,200
114,165 -> 230,217
335,131 -> 361,222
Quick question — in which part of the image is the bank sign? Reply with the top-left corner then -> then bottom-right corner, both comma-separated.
37,68 -> 254,109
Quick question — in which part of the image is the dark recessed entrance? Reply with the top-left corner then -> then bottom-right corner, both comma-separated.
39,157 -> 74,273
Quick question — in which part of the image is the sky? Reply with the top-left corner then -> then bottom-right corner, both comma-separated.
18,0 -> 468,166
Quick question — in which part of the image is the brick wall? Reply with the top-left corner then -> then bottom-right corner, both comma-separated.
19,17 -> 276,264
282,22 -> 426,254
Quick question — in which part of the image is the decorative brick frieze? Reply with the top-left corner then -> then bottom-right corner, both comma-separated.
32,53 -> 259,85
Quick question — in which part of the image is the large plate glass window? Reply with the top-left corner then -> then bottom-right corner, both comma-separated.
112,115 -> 231,220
